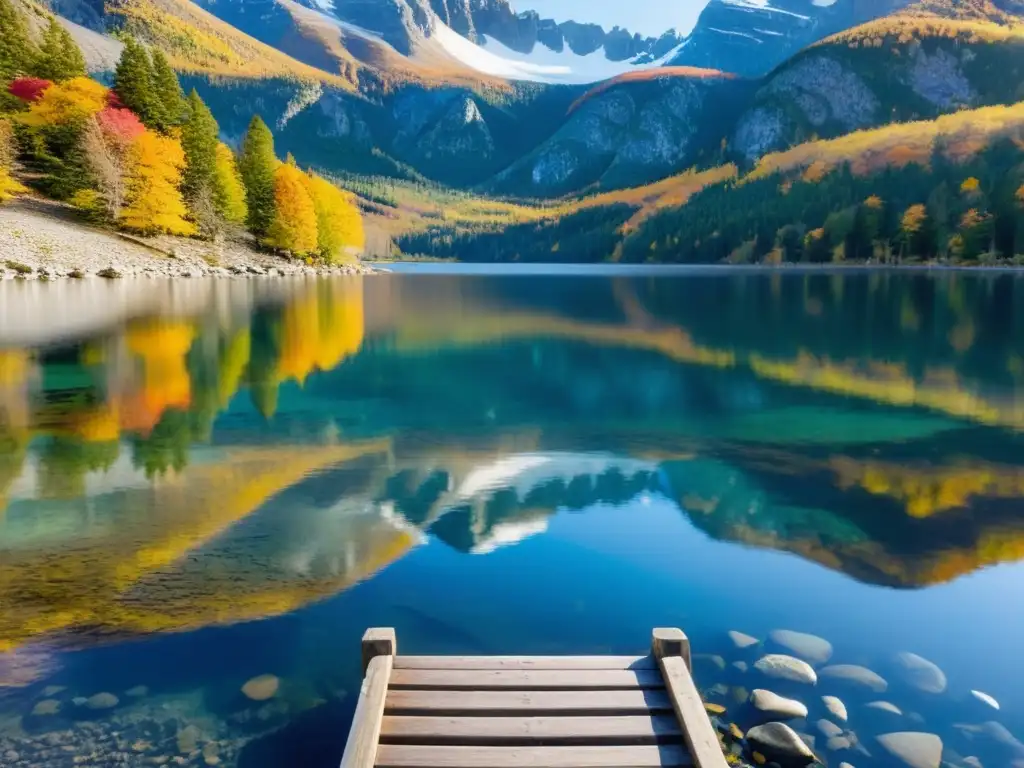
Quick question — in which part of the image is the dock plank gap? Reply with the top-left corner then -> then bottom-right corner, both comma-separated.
339,627 -> 730,768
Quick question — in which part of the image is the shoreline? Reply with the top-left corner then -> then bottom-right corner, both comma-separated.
0,198 -> 378,280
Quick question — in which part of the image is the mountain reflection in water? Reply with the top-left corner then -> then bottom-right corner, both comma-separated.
0,269 -> 1023,768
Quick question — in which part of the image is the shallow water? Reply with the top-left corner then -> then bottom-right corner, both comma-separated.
1,268 -> 1023,768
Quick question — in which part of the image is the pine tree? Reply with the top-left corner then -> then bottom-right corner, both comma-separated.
180,90 -> 219,208
238,115 -> 277,237
121,130 -> 196,235
0,0 -> 35,85
150,49 -> 184,130
213,142 -> 247,224
113,38 -> 159,129
33,18 -> 86,83
265,159 -> 317,255
304,171 -> 364,263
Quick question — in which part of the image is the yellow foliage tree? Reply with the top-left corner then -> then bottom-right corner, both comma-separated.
213,142 -> 247,225
18,77 -> 108,128
265,161 -> 317,255
0,119 -> 26,203
121,130 -> 196,236
901,204 -> 928,233
303,171 -> 364,263
960,176 -> 981,197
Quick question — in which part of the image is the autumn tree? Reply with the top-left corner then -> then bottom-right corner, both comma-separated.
33,18 -> 86,83
265,157 -> 317,255
304,171 -> 364,263
150,49 -> 184,130
79,106 -> 145,220
239,115 -> 276,237
0,0 -> 35,87
18,76 -> 107,198
121,130 -> 195,235
113,37 -> 159,129
0,118 -> 26,203
180,89 -> 219,232
213,142 -> 247,225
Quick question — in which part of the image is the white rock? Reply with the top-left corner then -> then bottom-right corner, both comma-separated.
876,731 -> 943,768
820,664 -> 888,693
769,629 -> 834,665
750,689 -> 809,720
728,630 -> 760,650
867,701 -> 903,715
894,652 -> 947,694
823,695 -> 848,722
754,654 -> 818,685
970,690 -> 999,710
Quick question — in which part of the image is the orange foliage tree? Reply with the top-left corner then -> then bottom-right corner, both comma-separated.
264,159 -> 317,255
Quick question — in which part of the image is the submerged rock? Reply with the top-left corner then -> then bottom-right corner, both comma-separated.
30,699 -> 61,716
85,692 -> 119,710
126,685 -> 149,698
970,690 -> 999,710
867,701 -> 903,716
893,652 -> 947,694
728,630 -> 760,650
41,685 -> 66,697
747,722 -> 816,766
876,732 -> 943,768
242,674 -> 280,702
823,695 -> 848,722
817,719 -> 843,738
828,735 -> 853,752
750,689 -> 808,720
820,665 -> 887,693
768,630 -> 833,665
754,654 -> 818,685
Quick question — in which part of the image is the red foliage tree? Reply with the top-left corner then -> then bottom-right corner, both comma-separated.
96,107 -> 145,143
8,77 -> 54,103
106,90 -> 125,109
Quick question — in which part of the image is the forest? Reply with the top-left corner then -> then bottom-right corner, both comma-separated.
0,0 -> 363,263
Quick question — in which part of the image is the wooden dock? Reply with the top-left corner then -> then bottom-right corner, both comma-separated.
340,627 -> 729,768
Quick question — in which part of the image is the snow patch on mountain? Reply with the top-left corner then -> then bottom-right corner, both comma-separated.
433,21 -> 680,84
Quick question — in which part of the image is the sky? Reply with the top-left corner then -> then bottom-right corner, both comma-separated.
515,0 -> 712,37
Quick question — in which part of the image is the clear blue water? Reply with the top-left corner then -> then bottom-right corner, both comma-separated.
1,268 -> 1023,768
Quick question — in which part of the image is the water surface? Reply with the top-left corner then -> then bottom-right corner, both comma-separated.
1,268 -> 1023,768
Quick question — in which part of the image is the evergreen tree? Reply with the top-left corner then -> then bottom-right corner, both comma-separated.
0,0 -> 35,86
33,18 -> 86,83
150,49 -> 184,130
180,90 -> 219,208
113,37 -> 159,128
238,115 -> 277,237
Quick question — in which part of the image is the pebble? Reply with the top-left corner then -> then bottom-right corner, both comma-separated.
768,630 -> 833,666
754,655 -> 817,685
177,724 -> 201,754
126,685 -> 149,698
241,674 -> 280,702
746,722 -> 817,766
893,652 -> 947,694
31,699 -> 61,716
816,719 -> 843,738
876,731 -> 943,768
822,695 -> 848,722
866,701 -> 903,715
85,692 -> 119,710
750,689 -> 809,720
732,661 -> 749,673
970,690 -> 999,710
728,630 -> 760,650
819,665 -> 888,693
4,750 -> 20,762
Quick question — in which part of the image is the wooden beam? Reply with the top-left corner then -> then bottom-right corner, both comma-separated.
652,627 -> 691,671
389,668 -> 664,690
659,654 -> 729,768
385,689 -> 674,716
340,654 -> 394,768
362,627 -> 397,675
380,715 -> 683,746
374,744 -> 694,768
394,656 -> 656,671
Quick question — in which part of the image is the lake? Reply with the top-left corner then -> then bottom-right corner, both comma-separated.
1,267 -> 1023,768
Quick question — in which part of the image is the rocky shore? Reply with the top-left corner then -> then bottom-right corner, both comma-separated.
0,198 -> 376,281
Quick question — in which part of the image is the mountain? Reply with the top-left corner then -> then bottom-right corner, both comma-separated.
669,0 -> 912,76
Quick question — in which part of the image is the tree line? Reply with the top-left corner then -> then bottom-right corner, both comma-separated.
0,0 -> 362,262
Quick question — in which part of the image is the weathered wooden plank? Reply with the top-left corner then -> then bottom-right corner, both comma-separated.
363,628 -> 397,675
385,689 -> 674,716
394,656 -> 656,671
659,655 -> 729,768
341,654 -> 394,768
374,744 -> 693,768
379,715 -> 683,746
390,669 -> 664,690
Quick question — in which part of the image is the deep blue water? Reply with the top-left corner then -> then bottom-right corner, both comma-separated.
1,268 -> 1023,768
